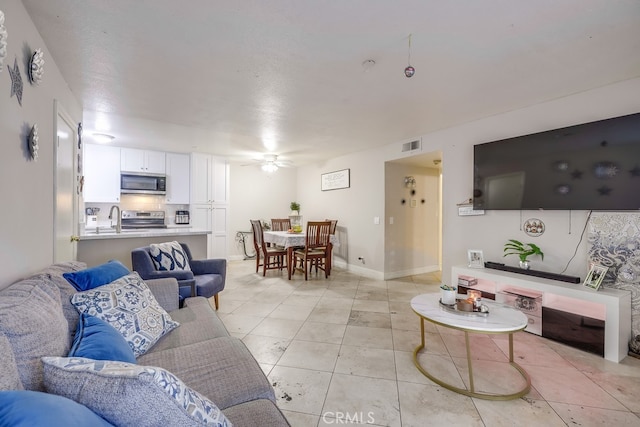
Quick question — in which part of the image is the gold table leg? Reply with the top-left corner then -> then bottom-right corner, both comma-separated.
412,317 -> 531,401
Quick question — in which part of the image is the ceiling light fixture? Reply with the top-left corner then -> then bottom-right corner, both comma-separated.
92,133 -> 115,143
404,34 -> 415,78
362,59 -> 376,72
261,162 -> 278,173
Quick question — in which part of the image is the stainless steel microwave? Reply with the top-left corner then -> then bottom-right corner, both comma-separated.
120,173 -> 166,195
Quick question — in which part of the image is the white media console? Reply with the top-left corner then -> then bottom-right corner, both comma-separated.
451,266 -> 632,362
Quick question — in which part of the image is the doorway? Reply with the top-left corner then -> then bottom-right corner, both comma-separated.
54,101 -> 78,262
384,151 -> 442,279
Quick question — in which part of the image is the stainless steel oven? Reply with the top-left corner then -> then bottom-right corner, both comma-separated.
495,287 -> 543,336
121,210 -> 166,229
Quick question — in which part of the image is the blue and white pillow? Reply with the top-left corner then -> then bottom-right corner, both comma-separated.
149,241 -> 191,271
70,273 -> 179,357
42,357 -> 232,427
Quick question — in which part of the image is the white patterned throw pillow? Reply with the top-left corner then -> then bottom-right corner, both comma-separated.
42,357 -> 232,427
70,272 -> 179,357
149,241 -> 191,271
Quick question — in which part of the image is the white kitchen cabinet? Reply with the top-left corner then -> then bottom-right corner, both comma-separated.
190,153 -> 228,204
190,153 -> 229,258
165,153 -> 190,204
191,204 -> 228,259
83,144 -> 121,203
121,148 -> 166,174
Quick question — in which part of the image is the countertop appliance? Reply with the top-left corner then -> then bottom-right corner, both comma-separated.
120,173 -> 166,195
121,210 -> 166,229
175,210 -> 190,225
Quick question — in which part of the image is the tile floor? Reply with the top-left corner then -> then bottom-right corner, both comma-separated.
216,260 -> 640,426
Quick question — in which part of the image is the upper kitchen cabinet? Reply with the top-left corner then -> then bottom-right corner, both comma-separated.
165,153 -> 190,204
121,148 -> 166,174
83,144 -> 121,203
190,153 -> 229,205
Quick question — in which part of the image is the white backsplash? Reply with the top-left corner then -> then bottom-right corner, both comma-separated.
83,194 -> 189,227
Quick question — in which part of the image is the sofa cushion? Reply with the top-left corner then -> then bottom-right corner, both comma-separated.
28,261 -> 88,337
63,260 -> 130,292
137,337 -> 275,410
0,277 -> 69,391
222,399 -> 290,427
149,241 -> 191,271
69,313 -> 136,364
0,332 -> 23,391
42,357 -> 232,427
71,273 -> 179,357
0,390 -> 113,427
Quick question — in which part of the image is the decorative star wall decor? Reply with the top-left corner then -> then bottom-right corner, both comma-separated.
597,186 -> 612,196
630,165 -> 640,177
8,58 -> 23,106
571,169 -> 583,179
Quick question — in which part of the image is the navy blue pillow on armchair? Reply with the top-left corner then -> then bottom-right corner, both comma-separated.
63,260 -> 130,291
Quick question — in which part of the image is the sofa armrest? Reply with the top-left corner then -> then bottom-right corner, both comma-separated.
145,278 -> 180,312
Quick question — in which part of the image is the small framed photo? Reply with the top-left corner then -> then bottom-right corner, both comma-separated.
583,264 -> 608,291
467,249 -> 484,268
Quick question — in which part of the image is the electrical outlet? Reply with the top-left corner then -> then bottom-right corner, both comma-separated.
374,216 -> 380,225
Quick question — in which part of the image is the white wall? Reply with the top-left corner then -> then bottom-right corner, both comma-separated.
0,0 -> 81,287
227,164 -> 297,259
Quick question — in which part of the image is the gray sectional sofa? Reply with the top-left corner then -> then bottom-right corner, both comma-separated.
0,262 -> 289,426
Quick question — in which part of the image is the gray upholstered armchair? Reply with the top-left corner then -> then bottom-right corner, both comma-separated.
131,242 -> 226,309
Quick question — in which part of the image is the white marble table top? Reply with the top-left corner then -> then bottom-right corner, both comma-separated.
410,293 -> 528,333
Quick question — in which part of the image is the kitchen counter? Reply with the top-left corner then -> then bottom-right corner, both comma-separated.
77,227 -> 211,269
79,227 -> 210,241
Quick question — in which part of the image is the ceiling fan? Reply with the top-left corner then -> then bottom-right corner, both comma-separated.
244,154 -> 293,172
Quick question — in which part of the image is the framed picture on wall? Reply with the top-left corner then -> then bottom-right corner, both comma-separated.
467,249 -> 484,268
584,264 -> 607,291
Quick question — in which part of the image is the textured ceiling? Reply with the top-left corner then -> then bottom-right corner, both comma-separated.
23,0 -> 640,166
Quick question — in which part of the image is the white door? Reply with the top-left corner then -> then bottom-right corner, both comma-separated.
54,102 -> 77,262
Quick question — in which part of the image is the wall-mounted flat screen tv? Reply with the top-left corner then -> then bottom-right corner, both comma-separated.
473,112 -> 640,210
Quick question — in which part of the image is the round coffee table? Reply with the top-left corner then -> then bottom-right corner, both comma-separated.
410,293 -> 531,400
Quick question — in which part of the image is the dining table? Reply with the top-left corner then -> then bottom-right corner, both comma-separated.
263,230 -> 339,279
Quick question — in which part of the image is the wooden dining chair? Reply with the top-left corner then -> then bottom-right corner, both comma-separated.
271,218 -> 291,231
250,219 -> 287,276
293,221 -> 332,280
316,219 -> 338,275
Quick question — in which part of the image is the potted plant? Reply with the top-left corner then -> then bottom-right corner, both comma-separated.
503,239 -> 544,270
290,201 -> 300,216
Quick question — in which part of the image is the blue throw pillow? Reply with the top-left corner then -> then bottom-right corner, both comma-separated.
0,390 -> 113,427
69,313 -> 137,363
63,260 -> 130,291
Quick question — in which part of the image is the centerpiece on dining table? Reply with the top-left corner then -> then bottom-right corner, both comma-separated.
288,202 -> 302,232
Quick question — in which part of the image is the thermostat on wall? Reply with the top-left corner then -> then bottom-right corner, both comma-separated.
458,205 -> 485,216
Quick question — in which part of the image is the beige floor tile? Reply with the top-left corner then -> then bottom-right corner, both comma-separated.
397,381 -> 483,427
278,340 -> 340,372
525,364 -> 628,410
548,401 -> 640,426
269,366 -> 332,415
215,298 -> 244,314
352,299 -> 390,313
323,287 -> 358,299
582,370 -> 640,412
268,303 -> 315,321
355,287 -> 389,301
451,357 -> 530,396
342,325 -> 393,349
281,411 -> 320,427
348,310 -> 391,329
219,313 -> 264,335
334,345 -> 397,380
295,321 -> 347,344
281,294 -> 321,307
315,296 -> 354,310
241,334 -> 290,365
251,317 -> 305,339
441,334 -> 509,362
394,350 -> 432,385
492,334 -> 572,367
232,301 -> 279,317
323,373 -> 401,427
390,313 -> 425,332
307,306 -> 352,324
472,397 -> 566,427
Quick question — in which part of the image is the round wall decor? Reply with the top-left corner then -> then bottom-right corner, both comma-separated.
524,218 -> 545,237
29,48 -> 44,85
29,124 -> 39,160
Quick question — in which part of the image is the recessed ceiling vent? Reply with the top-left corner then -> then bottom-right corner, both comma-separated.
401,139 -> 421,153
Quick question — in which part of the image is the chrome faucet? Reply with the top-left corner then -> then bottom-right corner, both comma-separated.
108,205 -> 122,233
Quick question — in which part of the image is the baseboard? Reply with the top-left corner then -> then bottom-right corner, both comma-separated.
383,265 -> 440,280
